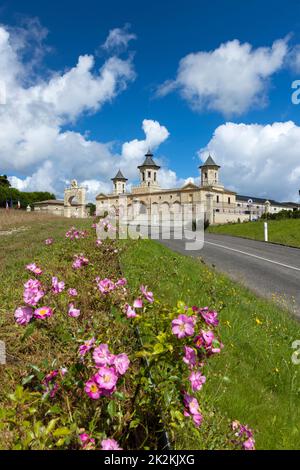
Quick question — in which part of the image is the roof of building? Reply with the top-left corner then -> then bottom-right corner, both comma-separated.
138,150 -> 161,169
33,199 -> 64,205
199,155 -> 220,168
111,169 -> 128,181
236,195 -> 299,207
181,181 -> 200,190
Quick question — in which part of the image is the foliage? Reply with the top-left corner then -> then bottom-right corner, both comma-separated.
0,185 -> 55,208
0,216 -> 254,450
120,238 -> 300,449
261,209 -> 300,220
0,175 -> 11,187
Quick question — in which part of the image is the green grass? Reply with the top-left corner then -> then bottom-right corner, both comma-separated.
0,216 -> 145,449
120,238 -> 300,450
2,214 -> 300,449
208,218 -> 300,248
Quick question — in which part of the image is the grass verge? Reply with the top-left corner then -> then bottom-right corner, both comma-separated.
119,238 -> 300,450
208,219 -> 300,248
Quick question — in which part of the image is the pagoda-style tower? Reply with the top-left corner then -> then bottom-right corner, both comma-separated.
137,149 -> 160,191
111,169 -> 127,195
199,155 -> 222,188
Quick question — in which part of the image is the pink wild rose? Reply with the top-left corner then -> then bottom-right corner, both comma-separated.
94,366 -> 118,392
68,303 -> 81,318
14,306 -> 33,325
183,346 -> 197,367
34,306 -> 53,319
85,378 -> 101,400
101,438 -> 122,450
93,343 -> 113,366
189,371 -> 206,392
112,353 -> 130,376
172,314 -> 195,339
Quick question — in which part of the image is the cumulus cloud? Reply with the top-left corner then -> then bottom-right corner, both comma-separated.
2,21 -> 178,200
101,24 -> 136,53
199,121 -> 300,201
120,119 -> 170,173
158,38 -> 288,116
0,21 -> 140,199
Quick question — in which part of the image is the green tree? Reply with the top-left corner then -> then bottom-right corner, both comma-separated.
0,175 -> 11,187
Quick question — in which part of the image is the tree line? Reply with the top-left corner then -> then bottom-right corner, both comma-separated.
0,175 -> 55,208
261,208 -> 300,220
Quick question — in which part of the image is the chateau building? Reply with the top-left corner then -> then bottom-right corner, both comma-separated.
96,151 -> 297,224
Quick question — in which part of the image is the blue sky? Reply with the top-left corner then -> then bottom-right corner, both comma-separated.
1,0 -> 300,201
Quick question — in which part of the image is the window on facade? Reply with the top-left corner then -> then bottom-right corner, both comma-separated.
228,197 -> 231,204
170,195 -> 172,199
148,171 -> 151,178
204,172 -> 207,178
154,172 -> 156,181
216,195 -> 219,203
148,182 -> 150,187
142,172 -> 145,181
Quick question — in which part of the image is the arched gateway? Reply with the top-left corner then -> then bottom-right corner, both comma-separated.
64,180 -> 87,218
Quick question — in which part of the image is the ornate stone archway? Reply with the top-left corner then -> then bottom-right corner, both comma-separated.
64,180 -> 87,218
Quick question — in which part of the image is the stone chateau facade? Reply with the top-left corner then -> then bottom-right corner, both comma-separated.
96,151 -> 298,225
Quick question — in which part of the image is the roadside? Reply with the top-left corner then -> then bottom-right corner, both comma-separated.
208,218 -> 300,248
120,238 -> 300,449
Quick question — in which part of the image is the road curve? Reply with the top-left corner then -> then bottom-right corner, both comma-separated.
158,232 -> 300,317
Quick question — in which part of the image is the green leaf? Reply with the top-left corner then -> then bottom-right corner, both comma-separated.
22,374 -> 35,386
21,322 -> 36,342
129,419 -> 140,429
53,427 -> 71,437
153,343 -> 164,355
107,401 -> 117,418
114,391 -> 125,401
46,418 -> 60,434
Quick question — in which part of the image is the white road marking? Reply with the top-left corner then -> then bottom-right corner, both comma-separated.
204,240 -> 300,272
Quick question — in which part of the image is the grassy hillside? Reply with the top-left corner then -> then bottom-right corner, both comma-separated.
1,212 -> 300,450
208,219 -> 300,248
120,238 -> 300,450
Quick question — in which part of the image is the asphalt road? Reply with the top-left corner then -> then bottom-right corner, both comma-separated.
158,232 -> 300,317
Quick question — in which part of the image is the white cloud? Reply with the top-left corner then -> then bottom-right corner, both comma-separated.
120,119 -> 170,176
158,38 -> 288,116
1,21 -> 178,200
33,55 -> 135,121
0,22 -> 140,200
157,168 -> 180,188
101,24 -> 136,53
199,121 -> 300,201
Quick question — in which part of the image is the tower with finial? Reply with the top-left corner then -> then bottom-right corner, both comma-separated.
137,149 -> 161,191
111,169 -> 128,195
199,155 -> 222,188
